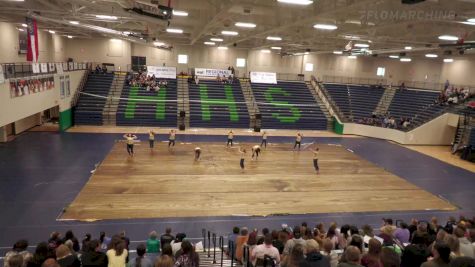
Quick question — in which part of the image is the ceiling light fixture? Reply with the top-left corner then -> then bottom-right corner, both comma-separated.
266,36 -> 282,41
271,46 -> 282,50
210,38 -> 223,42
468,18 -> 475,23
389,55 -> 399,59
438,35 -> 459,41
172,10 -> 188,16
333,51 -> 343,55
235,22 -> 257,28
313,24 -> 338,30
444,58 -> 454,63
21,23 -> 27,27
277,0 -> 314,5
95,15 -> 118,20
166,28 -> 183,34
425,54 -> 438,58
69,21 -> 79,25
222,30 -> 238,36
261,49 -> 271,53
18,28 -> 24,32
348,55 -> 357,59
218,46 -> 228,50
67,35 -> 73,39
405,46 -> 413,50
400,58 -> 412,62
204,41 -> 215,45
153,41 -> 165,46
48,30 -> 55,34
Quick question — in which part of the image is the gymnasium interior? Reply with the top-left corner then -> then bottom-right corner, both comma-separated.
1,0 -> 475,266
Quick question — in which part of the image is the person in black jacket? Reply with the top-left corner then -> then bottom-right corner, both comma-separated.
401,232 -> 431,267
81,240 -> 108,267
160,228 -> 175,249
55,245 -> 80,267
27,243 -> 49,267
299,240 -> 330,267
62,231 -> 80,252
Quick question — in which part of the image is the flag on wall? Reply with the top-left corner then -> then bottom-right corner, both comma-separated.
26,17 -> 39,62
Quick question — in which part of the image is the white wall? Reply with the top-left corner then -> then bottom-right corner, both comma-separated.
0,70 -> 85,128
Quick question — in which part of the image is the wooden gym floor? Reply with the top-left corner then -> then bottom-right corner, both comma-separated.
60,141 -> 456,221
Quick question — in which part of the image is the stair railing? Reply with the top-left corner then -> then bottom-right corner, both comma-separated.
202,229 -> 206,253
207,231 -> 211,258
212,233 -> 217,264
243,245 -> 250,267
219,236 -> 224,267
71,70 -> 89,107
229,240 -> 235,267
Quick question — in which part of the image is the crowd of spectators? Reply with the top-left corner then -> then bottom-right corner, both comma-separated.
3,228 -> 199,267
94,65 -> 108,74
357,114 -> 412,130
436,86 -> 471,106
227,216 -> 475,267
125,71 -> 168,92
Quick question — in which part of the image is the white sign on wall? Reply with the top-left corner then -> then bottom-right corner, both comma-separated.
40,63 -> 48,73
250,71 -> 277,84
32,63 -> 41,74
0,65 -> 4,84
195,68 -> 232,78
56,63 -> 63,75
146,66 -> 177,79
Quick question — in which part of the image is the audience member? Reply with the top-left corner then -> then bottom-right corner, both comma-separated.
321,239 -> 338,267
283,226 -> 306,260
8,255 -> 24,267
361,239 -> 382,267
251,234 -> 280,267
174,241 -> 199,267
80,240 -> 108,267
147,231 -> 161,259
394,222 -> 410,244
55,245 -> 80,267
27,243 -> 49,267
41,259 -> 60,267
106,236 -> 128,267
421,241 -> 452,267
454,226 -> 475,258
161,228 -> 175,249
281,244 -> 305,267
171,233 -> 186,257
445,234 -> 462,258
129,244 -> 153,267
235,228 -> 249,263
380,247 -> 401,267
154,255 -> 174,267
300,239 -> 330,267
337,246 -> 363,267
4,240 -> 33,267
449,256 -> 475,267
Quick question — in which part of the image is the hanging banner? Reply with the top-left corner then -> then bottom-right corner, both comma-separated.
56,63 -> 63,75
60,76 -> 65,99
0,65 -> 4,84
195,68 -> 232,78
32,63 -> 40,74
146,66 -> 177,79
250,71 -> 277,84
40,63 -> 48,73
48,63 -> 55,72
68,62 -> 74,71
63,62 -> 69,71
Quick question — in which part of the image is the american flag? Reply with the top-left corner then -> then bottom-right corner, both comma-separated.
26,17 -> 39,62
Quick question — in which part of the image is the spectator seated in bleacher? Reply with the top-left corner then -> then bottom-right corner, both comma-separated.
95,65 -> 102,74
102,66 -> 108,74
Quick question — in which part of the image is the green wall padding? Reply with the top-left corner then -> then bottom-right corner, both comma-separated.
333,117 -> 344,134
59,109 -> 72,132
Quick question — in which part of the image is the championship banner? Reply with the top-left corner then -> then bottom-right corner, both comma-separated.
48,63 -> 55,72
40,63 -> 48,73
9,75 -> 55,98
56,63 -> 63,75
68,62 -> 74,71
146,66 -> 177,79
32,63 -> 40,74
26,17 -> 39,62
195,68 -> 231,78
63,62 -> 68,71
250,71 -> 277,84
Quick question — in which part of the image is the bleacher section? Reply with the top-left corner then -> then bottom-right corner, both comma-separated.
188,80 -> 250,128
388,89 -> 443,121
251,81 -> 327,130
74,73 -> 114,125
470,128 -> 475,147
116,78 -> 178,127
324,83 -> 385,121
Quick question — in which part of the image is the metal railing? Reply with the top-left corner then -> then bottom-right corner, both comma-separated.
1,61 -> 91,79
398,80 -> 475,94
71,70 -> 89,107
276,73 -> 305,81
323,75 -> 387,86
311,75 -> 346,122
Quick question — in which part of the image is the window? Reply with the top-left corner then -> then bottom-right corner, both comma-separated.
236,58 -> 246,67
178,54 -> 188,64
305,63 -> 314,72
377,67 -> 385,77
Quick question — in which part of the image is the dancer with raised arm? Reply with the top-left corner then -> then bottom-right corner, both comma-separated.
313,147 -> 320,174
123,133 -> 138,156
194,147 -> 201,161
148,130 -> 155,149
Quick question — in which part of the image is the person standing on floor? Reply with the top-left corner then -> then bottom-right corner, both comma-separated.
194,147 -> 201,161
239,147 -> 246,171
227,130 -> 234,147
252,145 -> 261,160
261,131 -> 268,148
123,133 -> 138,156
168,130 -> 176,147
312,147 -> 320,174
294,132 -> 303,150
148,130 -> 155,149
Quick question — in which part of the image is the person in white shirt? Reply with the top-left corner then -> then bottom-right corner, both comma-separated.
313,148 -> 320,174
227,130 -> 234,147
168,130 -> 176,147
239,147 -> 246,171
261,131 -> 268,148
294,132 -> 303,150
195,147 -> 201,161
251,234 -> 280,267
148,130 -> 155,149
123,133 -> 138,156
252,145 -> 261,160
